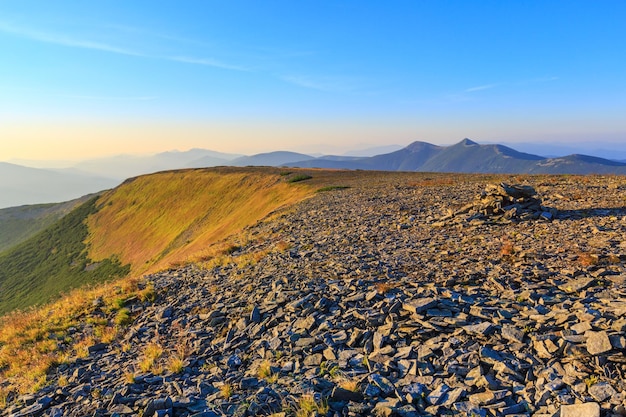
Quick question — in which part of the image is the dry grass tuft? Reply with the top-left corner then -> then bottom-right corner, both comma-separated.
375,282 -> 395,295
607,254 -> 621,264
500,238 -> 515,257
578,252 -> 599,267
295,393 -> 329,417
139,342 -> 164,373
275,240 -> 292,252
123,371 -> 137,385
220,383 -> 234,399
337,376 -> 360,392
258,360 -> 278,383
166,355 -> 185,374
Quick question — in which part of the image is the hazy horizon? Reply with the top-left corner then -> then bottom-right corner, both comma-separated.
1,1 -> 625,162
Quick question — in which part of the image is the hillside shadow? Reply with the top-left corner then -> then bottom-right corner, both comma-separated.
556,207 -> 626,220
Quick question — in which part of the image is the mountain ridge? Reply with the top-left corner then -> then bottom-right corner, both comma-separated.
286,139 -> 626,174
3,139 -> 626,210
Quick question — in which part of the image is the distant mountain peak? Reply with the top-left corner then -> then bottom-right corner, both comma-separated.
404,141 -> 441,152
459,138 -> 478,146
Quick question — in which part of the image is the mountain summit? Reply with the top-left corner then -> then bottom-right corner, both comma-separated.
287,139 -> 626,174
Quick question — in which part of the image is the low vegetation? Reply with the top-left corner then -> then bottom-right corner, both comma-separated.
0,198 -> 89,253
294,393 -> 329,417
0,197 -> 130,315
86,169 -> 314,275
0,275 -> 155,402
286,174 -> 313,183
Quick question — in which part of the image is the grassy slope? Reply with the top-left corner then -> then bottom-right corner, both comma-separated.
86,167 -> 314,275
0,168 -> 317,315
0,196 -> 94,253
0,198 -> 129,315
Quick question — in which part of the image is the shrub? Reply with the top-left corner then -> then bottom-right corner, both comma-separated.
114,308 -> 132,326
287,174 -> 312,183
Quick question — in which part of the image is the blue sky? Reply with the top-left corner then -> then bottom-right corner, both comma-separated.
1,1 -> 625,160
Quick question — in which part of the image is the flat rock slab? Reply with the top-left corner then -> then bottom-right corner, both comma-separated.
559,277 -> 595,293
586,331 -> 613,355
402,298 -> 437,314
560,402 -> 600,417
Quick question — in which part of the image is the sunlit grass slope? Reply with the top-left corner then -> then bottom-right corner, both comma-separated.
0,167 -> 316,316
86,167 -> 313,275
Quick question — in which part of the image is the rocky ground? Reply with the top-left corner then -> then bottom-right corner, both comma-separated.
4,173 -> 626,417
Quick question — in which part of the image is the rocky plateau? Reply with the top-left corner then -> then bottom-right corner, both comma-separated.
3,173 -> 626,417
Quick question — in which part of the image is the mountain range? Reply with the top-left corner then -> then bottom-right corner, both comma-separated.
3,139 -> 626,209
0,162 -> 119,209
284,139 -> 626,174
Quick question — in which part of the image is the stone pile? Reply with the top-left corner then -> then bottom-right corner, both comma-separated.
3,173 -> 626,417
436,183 -> 557,225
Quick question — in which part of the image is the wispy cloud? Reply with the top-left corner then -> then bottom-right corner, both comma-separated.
59,94 -> 158,101
516,76 -> 559,86
168,56 -> 249,71
0,20 -> 246,71
467,76 -> 558,92
281,75 -> 361,92
0,20 -> 143,57
465,83 -> 499,93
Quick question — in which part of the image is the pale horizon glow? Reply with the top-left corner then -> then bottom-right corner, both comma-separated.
1,1 -> 625,162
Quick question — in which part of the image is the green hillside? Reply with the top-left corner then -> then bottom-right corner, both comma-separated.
0,196 -> 94,253
0,197 -> 129,315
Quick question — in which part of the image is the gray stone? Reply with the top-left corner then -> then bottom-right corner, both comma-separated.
501,325 -> 525,343
250,305 -> 261,323
303,353 -> 323,366
588,382 -> 617,402
559,277 -> 595,293
560,402 -> 600,417
369,373 -> 395,396
464,322 -> 494,336
402,298 -> 437,314
586,331 -> 612,355
426,383 -> 450,405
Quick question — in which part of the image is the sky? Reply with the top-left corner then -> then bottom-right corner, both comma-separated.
1,1 -> 625,161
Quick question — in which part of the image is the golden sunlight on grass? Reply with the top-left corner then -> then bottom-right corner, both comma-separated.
86,168 -> 314,275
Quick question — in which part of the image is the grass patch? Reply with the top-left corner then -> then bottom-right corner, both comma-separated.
287,174 -> 313,183
295,393 -> 328,417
